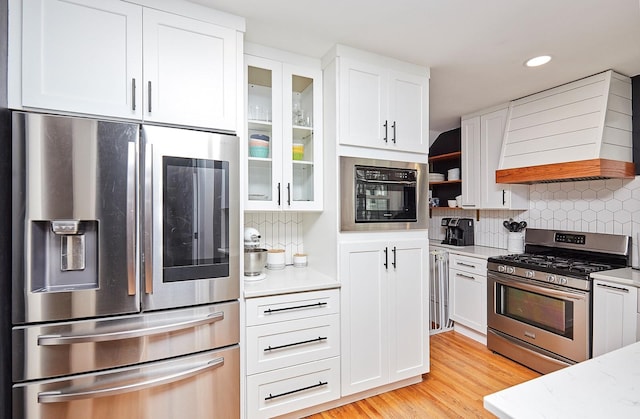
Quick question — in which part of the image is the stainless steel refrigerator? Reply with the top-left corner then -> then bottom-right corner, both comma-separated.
11,112 -> 240,419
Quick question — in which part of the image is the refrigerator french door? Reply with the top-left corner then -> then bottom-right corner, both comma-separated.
11,112 -> 240,419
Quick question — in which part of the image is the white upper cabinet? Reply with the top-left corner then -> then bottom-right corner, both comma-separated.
328,45 -> 429,156
142,9 -> 237,130
245,47 -> 323,211
21,0 -> 143,119
461,105 -> 528,209
15,0 -> 242,131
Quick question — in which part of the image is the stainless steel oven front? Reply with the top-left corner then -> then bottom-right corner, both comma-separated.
340,156 -> 428,231
487,271 -> 590,372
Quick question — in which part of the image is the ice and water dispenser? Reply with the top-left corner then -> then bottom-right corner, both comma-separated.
30,219 -> 99,292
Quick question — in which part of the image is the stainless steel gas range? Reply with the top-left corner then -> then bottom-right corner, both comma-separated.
487,228 -> 631,374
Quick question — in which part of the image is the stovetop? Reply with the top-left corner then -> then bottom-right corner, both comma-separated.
487,228 -> 631,289
489,253 -> 616,278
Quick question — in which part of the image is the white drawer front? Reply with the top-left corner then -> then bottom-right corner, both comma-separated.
247,356 -> 340,419
246,289 -> 340,326
449,254 -> 487,276
247,314 -> 340,375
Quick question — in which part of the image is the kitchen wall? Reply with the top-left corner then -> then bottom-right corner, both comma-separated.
244,212 -> 305,265
429,176 -> 640,266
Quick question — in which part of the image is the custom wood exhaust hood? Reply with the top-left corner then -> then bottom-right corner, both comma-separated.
496,70 -> 636,184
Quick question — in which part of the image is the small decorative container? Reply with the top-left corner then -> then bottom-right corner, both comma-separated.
292,143 -> 304,160
293,253 -> 307,267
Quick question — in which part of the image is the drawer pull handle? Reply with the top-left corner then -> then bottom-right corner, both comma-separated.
264,302 -> 327,314
596,283 -> 630,293
264,336 -> 327,352
456,273 -> 476,280
265,381 -> 328,401
458,262 -> 477,269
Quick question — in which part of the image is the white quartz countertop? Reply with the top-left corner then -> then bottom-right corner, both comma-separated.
484,341 -> 640,418
243,265 -> 339,298
429,240 -> 512,259
591,267 -> 640,288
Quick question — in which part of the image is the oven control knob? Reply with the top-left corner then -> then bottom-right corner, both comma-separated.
525,270 -> 534,278
547,275 -> 556,283
507,266 -> 516,274
498,265 -> 506,273
558,277 -> 568,285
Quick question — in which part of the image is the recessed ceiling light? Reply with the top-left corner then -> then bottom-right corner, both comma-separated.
525,55 -> 552,67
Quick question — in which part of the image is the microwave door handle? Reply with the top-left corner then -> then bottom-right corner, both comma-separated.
37,311 -> 224,345
144,142 -> 153,294
126,141 -> 136,296
358,179 -> 416,185
38,357 -> 224,403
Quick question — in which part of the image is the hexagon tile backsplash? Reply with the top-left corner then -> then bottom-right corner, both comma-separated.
429,177 -> 640,267
244,211 -> 305,265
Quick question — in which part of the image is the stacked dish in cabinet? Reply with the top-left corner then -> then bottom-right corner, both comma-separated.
245,289 -> 340,418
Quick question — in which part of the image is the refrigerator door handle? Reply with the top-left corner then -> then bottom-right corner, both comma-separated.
144,141 -> 153,294
38,357 -> 224,403
37,311 -> 224,346
127,141 -> 136,296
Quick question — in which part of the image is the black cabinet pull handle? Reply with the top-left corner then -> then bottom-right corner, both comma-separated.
277,182 -> 281,206
264,336 -> 327,352
264,302 -> 327,314
384,247 -> 388,269
383,120 -> 388,143
502,189 -> 506,206
265,381 -> 328,401
391,121 -> 396,143
287,182 -> 291,206
392,246 -> 397,268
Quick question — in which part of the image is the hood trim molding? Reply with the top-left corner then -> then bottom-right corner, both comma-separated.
495,159 -> 636,184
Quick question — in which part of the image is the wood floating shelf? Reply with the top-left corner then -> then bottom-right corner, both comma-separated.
428,180 -> 462,185
428,151 -> 461,162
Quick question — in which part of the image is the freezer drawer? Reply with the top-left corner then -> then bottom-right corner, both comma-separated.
246,314 -> 340,375
13,345 -> 239,419
13,301 -> 239,381
247,356 -> 340,419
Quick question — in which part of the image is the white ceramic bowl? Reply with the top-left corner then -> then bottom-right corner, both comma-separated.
448,199 -> 457,208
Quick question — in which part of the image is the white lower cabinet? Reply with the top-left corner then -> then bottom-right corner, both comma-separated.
245,289 -> 341,418
339,238 -> 429,396
449,253 -> 487,335
593,279 -> 638,357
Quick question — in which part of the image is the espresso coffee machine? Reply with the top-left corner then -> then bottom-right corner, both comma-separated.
441,217 -> 474,246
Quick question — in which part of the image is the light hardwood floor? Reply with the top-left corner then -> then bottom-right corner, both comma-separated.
307,331 -> 540,418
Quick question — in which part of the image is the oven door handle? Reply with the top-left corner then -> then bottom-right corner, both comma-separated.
37,311 -> 224,346
491,273 -> 588,301
38,357 -> 224,403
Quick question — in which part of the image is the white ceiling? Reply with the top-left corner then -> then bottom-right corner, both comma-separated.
189,0 -> 640,134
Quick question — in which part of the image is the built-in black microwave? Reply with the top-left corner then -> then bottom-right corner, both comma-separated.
340,157 -> 428,231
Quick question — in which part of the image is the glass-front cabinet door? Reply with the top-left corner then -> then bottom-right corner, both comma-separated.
245,51 -> 322,211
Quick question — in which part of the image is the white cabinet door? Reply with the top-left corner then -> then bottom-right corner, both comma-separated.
246,53 -> 323,211
338,57 -> 387,149
461,106 -> 529,209
593,280 -> 638,357
143,8 -> 237,131
461,116 -> 481,208
22,0 -> 143,119
340,238 -> 428,396
449,267 -> 487,334
340,241 -> 388,395
388,71 -> 429,154
338,57 -> 428,154
388,239 -> 429,382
